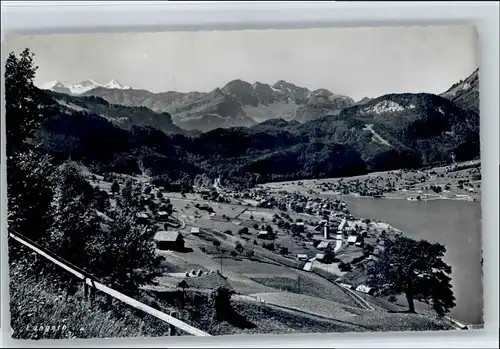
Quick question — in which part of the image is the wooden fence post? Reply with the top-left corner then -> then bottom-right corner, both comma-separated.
83,279 -> 89,300
169,311 -> 177,336
89,282 -> 96,305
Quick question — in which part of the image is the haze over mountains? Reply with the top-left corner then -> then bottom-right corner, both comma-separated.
36,68 -> 479,188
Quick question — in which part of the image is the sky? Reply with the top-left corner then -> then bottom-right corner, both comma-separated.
5,25 -> 478,101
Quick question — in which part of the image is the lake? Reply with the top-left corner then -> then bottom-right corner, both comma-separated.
339,196 -> 483,325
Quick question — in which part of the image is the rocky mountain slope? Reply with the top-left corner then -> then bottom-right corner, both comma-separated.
440,68 -> 479,112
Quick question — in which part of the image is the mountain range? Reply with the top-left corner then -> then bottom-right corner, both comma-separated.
35,69 -> 479,189
41,79 -> 131,96
41,78 -> 356,132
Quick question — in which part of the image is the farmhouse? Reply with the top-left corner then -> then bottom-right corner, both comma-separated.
157,211 -> 169,221
154,231 -> 185,251
316,241 -> 330,251
177,271 -> 233,292
136,212 -> 149,224
347,235 -> 363,245
257,231 -> 272,239
355,284 -> 374,295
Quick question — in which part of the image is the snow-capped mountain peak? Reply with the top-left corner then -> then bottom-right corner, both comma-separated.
41,80 -> 64,90
39,78 -> 131,95
104,79 -> 131,90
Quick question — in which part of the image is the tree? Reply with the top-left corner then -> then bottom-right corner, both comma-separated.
279,246 -> 289,255
49,164 -> 99,263
5,49 -> 55,156
111,180 -> 120,194
238,227 -> 249,235
366,236 -> 455,316
235,242 -> 243,254
5,49 -> 56,250
88,189 -> 163,294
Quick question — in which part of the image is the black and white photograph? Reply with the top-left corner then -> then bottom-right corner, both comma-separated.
4,25 -> 482,339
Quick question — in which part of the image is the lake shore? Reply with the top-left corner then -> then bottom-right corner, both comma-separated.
340,195 -> 483,325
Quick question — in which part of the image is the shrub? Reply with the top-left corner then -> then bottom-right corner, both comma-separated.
338,262 -> 352,272
279,247 -> 289,255
238,227 -> 249,235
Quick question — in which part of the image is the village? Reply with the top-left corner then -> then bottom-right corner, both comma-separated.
86,168 -> 409,317
79,157 -> 481,325
262,159 -> 482,202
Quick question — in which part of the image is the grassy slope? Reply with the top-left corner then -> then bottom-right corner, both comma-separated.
9,262 -> 171,339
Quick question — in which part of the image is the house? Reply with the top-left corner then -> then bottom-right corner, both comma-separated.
257,231 -> 272,239
136,212 -> 149,224
339,283 -> 353,289
297,254 -> 308,261
177,271 -> 233,292
354,241 -> 364,247
157,211 -> 169,221
317,241 -> 330,251
154,231 -> 185,251
315,253 -> 326,263
347,235 -> 363,245
335,234 -> 343,240
190,227 -> 200,234
355,284 -> 374,295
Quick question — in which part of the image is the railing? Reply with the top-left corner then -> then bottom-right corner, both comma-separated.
9,231 -> 211,337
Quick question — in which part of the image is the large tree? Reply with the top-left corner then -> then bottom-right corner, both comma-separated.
5,49 -> 56,245
366,235 -> 456,316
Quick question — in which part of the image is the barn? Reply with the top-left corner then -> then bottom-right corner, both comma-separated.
154,231 -> 185,251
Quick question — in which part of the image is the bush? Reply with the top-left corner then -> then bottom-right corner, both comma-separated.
238,227 -> 249,235
279,246 -> 289,255
262,242 -> 275,251
338,262 -> 352,272
388,294 -> 398,303
223,229 -> 233,236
